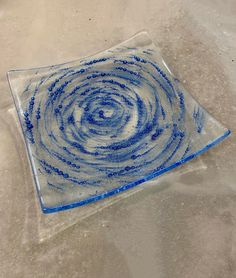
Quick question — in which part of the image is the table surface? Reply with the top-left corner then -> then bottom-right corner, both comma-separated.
1,1 -> 236,277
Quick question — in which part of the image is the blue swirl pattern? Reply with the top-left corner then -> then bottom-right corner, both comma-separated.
10,35 -> 230,213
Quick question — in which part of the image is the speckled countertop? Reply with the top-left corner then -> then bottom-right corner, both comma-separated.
0,1 -> 236,277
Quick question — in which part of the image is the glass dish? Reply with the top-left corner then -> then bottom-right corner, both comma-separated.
7,31 -> 230,213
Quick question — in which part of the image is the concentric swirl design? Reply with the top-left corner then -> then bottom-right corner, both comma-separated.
10,38 -> 229,213
23,52 -> 189,190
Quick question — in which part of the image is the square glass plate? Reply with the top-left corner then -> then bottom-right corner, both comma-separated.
8,31 -> 230,213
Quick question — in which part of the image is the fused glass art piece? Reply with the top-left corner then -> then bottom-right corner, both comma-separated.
8,32 -> 230,213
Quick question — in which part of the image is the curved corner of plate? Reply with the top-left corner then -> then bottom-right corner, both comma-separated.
119,30 -> 153,50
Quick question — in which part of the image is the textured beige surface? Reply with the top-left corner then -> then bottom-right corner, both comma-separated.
1,0 -> 236,277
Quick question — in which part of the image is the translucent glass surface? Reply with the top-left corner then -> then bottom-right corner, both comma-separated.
7,32 -> 230,213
